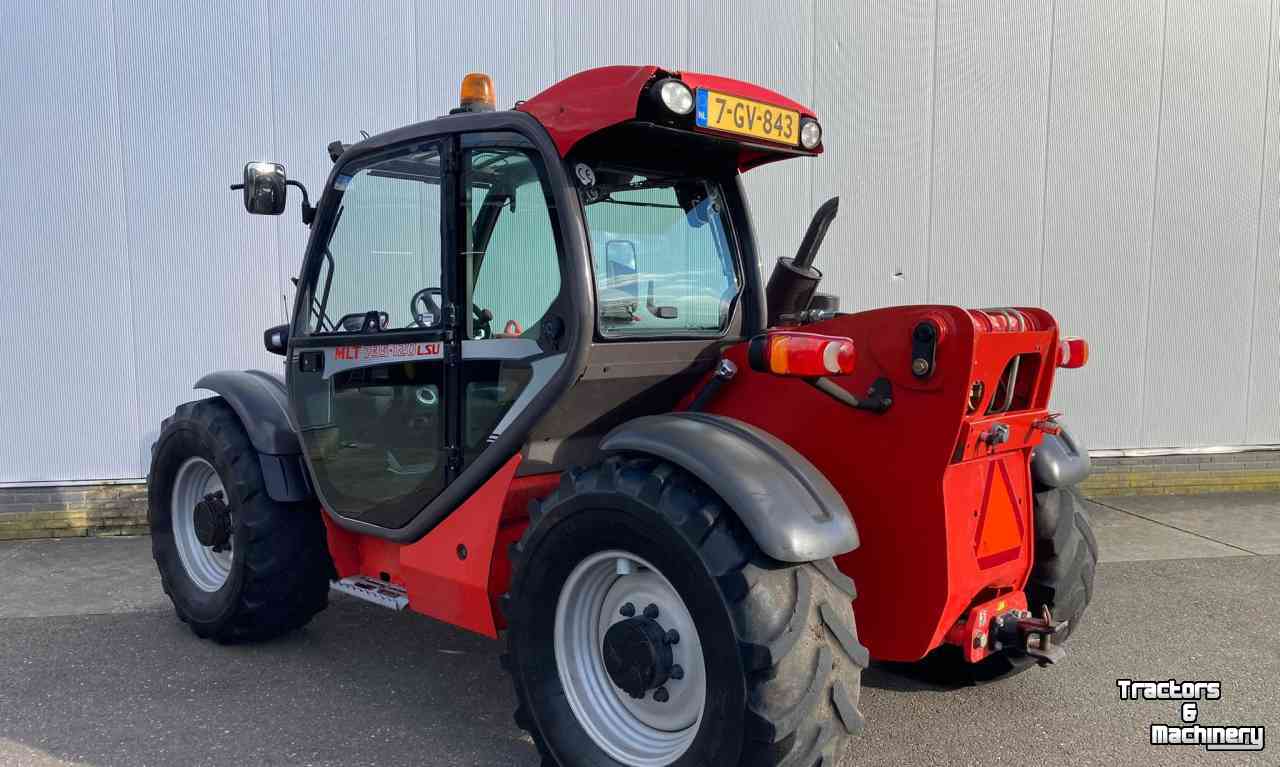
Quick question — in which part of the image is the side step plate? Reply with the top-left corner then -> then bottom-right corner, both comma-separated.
330,576 -> 409,611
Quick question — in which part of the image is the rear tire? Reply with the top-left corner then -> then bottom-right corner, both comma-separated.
1026,486 -> 1097,643
503,456 -> 867,767
148,397 -> 333,642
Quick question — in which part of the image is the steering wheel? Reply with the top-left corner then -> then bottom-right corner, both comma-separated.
409,288 -> 443,328
409,287 -> 495,339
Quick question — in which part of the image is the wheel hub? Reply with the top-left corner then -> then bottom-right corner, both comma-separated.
192,492 -> 231,550
555,551 -> 707,764
602,615 -> 674,698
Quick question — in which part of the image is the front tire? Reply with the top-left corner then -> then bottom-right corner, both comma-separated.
148,397 -> 333,642
503,456 -> 867,767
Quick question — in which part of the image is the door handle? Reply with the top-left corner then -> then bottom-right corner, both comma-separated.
298,350 -> 324,373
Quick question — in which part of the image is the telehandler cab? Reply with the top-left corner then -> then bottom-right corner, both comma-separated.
150,66 -> 1097,767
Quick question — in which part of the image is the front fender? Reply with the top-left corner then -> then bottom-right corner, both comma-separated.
600,412 -> 858,562
1030,422 -> 1092,489
194,370 -> 311,503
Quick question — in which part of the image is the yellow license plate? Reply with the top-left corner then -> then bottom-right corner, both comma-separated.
695,89 -> 800,145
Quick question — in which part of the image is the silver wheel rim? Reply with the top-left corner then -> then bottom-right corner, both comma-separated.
554,550 -> 707,766
170,457 -> 232,592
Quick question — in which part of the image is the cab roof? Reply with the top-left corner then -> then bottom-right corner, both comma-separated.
516,65 -> 820,171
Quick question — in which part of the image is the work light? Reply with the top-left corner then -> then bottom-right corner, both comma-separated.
658,79 -> 695,115
799,118 -> 822,149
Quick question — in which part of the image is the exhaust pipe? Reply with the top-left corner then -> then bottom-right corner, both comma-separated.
765,196 -> 838,326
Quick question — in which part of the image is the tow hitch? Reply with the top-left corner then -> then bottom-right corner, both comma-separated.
991,606 -> 1068,666
946,596 -> 1070,666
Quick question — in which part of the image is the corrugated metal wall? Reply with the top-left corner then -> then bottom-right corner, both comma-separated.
1,0 -> 1277,483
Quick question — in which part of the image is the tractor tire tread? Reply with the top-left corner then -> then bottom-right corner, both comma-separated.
504,456 -> 864,767
1025,486 -> 1097,643
149,397 -> 332,643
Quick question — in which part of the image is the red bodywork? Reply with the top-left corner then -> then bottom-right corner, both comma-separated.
322,68 -> 1066,664
324,305 -> 1063,662
517,65 -> 819,169
702,307 -> 1061,661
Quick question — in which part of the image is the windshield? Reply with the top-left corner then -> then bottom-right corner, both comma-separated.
579,166 -> 740,337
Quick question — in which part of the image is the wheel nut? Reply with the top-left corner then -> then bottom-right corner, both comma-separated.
643,603 -> 659,620
619,602 -> 635,618
653,687 -> 670,703
670,664 -> 684,680
665,629 -> 680,645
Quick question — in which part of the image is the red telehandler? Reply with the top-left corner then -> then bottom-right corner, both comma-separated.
150,66 -> 1097,766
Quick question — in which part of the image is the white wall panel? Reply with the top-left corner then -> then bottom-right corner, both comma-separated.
688,0 -> 815,274
553,0 -> 687,77
1143,0 -> 1273,447
1247,0 -> 1280,444
270,0 -> 417,316
0,0 -> 140,482
416,0 -> 554,117
812,0 -> 935,311
4,1 -> 1280,483
1040,0 -> 1165,450
113,0 -> 281,471
927,1 -> 1053,307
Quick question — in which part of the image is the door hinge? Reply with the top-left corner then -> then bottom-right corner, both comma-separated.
446,445 -> 462,474
442,303 -> 461,342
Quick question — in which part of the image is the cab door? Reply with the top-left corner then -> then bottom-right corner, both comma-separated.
287,139 -> 461,530
457,133 -> 569,469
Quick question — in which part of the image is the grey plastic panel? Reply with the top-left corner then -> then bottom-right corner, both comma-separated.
600,413 -> 859,562
1030,423 -> 1092,490
194,371 -> 300,456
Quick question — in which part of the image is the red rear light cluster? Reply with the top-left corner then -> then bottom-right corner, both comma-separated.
748,331 -> 856,377
1057,337 -> 1089,369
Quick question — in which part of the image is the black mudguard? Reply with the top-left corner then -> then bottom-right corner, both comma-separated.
194,370 -> 312,503
599,412 -> 859,562
1030,422 -> 1092,489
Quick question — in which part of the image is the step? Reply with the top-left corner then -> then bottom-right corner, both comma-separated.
330,576 -> 409,611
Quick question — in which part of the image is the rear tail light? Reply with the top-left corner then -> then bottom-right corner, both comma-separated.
1057,337 -> 1089,369
748,331 -> 855,377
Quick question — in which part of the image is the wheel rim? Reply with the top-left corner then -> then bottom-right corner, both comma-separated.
554,550 -> 707,766
170,457 -> 232,592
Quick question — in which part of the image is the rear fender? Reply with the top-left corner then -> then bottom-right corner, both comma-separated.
599,413 -> 859,562
1030,423 -> 1091,489
194,370 -> 311,503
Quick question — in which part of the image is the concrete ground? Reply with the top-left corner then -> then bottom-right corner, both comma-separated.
1,494 -> 1276,766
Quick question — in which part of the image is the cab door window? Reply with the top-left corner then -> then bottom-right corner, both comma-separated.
460,141 -> 564,462
304,145 -> 446,334
289,142 -> 451,528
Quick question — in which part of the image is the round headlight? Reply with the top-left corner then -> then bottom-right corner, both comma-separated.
658,79 -> 695,115
799,119 -> 822,149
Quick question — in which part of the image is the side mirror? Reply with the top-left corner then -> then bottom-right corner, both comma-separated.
263,323 -> 289,356
605,240 -> 639,301
240,162 -> 288,215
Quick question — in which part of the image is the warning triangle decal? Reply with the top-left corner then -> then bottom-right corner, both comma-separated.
974,460 -> 1024,568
